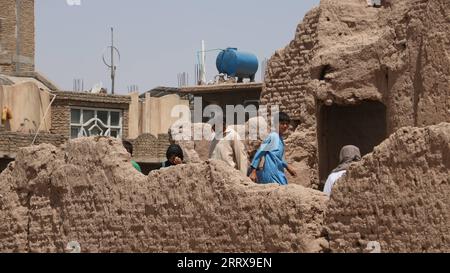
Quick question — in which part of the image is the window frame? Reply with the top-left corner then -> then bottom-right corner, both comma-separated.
70,107 -> 123,139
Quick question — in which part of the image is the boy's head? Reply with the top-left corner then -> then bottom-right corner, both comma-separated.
210,113 -> 227,134
166,144 -> 184,164
122,140 -> 133,156
273,112 -> 291,135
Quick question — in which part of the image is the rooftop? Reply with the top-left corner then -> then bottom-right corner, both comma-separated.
52,90 -> 131,105
139,86 -> 181,98
180,82 -> 263,94
0,72 -> 60,91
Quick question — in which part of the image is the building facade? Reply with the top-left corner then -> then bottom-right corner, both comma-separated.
50,91 -> 131,140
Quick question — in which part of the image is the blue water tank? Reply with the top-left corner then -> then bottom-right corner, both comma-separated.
216,48 -> 259,82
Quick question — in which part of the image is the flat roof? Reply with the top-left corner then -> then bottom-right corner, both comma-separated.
0,72 -> 60,91
52,90 -> 131,105
179,82 -> 263,95
140,86 -> 181,98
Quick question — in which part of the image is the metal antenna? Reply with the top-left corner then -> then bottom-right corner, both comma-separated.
103,27 -> 120,94
200,40 -> 206,85
177,72 -> 189,87
73,78 -> 84,92
127,84 -> 138,93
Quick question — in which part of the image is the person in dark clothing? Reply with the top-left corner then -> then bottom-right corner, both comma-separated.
161,144 -> 184,168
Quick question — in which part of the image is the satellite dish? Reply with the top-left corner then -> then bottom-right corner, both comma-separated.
91,82 -> 103,93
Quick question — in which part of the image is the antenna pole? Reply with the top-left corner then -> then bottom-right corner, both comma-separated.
201,40 -> 206,85
111,27 -> 115,94
102,28 -> 120,94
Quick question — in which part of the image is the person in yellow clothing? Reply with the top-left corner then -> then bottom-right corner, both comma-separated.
2,106 -> 12,124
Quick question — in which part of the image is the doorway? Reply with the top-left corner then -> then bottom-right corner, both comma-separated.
317,101 -> 387,186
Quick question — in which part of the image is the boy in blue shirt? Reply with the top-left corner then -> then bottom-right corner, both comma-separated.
249,112 -> 297,185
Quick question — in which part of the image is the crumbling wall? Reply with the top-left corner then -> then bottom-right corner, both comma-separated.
325,123 -> 450,253
261,5 -> 322,189
0,137 -> 328,253
310,0 -> 450,131
261,0 -> 450,189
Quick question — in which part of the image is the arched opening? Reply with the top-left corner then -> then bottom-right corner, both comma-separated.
317,101 -> 387,187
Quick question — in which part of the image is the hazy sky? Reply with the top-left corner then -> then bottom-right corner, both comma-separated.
36,0 -> 320,94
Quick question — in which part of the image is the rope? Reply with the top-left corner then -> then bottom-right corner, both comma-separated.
32,89 -> 57,146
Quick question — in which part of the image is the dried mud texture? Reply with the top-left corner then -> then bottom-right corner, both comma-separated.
325,123 -> 450,253
0,137 -> 328,253
284,130 -> 320,189
262,0 -> 450,188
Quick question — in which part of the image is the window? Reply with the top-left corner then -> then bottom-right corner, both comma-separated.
70,108 -> 122,139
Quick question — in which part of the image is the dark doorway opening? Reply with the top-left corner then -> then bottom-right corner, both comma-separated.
317,101 -> 387,187
0,158 -> 14,174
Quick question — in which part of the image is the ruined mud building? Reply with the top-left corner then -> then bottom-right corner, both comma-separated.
1,0 -> 449,181
262,0 -> 450,188
0,0 -> 448,253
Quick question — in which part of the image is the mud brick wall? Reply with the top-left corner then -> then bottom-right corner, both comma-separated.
261,7 -> 320,125
260,0 -> 450,189
263,0 -> 450,134
325,123 -> 450,253
0,137 -> 329,253
0,123 -> 448,253
50,104 -> 70,136
50,91 -> 131,139
259,8 -> 321,189
0,131 -> 66,157
129,133 -> 171,162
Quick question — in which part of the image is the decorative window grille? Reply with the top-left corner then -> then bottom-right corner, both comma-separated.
70,108 -> 122,139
